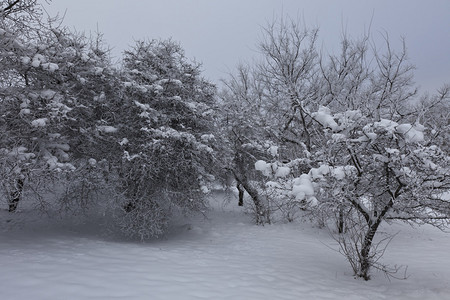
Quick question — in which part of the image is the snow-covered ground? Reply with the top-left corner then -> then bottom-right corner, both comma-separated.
1,191 -> 449,300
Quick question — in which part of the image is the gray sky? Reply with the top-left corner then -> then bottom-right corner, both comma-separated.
43,0 -> 449,93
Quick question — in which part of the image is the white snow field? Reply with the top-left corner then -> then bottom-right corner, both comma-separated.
1,191 -> 449,300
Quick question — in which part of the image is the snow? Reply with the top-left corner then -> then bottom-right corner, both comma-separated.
200,185 -> 210,194
268,145 -> 279,157
254,160 -> 274,177
48,133 -> 61,139
308,164 -> 355,181
396,123 -> 425,143
385,148 -> 400,155
266,181 -> 282,189
119,138 -> 129,146
364,132 -> 378,141
41,89 -> 57,100
42,62 -> 59,72
255,160 -> 268,172
200,134 -> 215,142
43,152 -> 75,171
255,160 -> 290,178
311,106 -> 338,130
93,67 -> 104,75
274,166 -> 290,178
292,174 -> 315,201
136,85 -> 148,93
31,54 -> 48,68
31,59 -> 41,68
20,108 -> 31,115
88,158 -> 97,166
21,56 -> 31,65
331,166 -> 355,180
362,120 -> 425,143
5,146 -> 35,161
78,77 -> 87,84
398,167 -> 413,177
1,191 -> 449,299
309,164 -> 330,180
31,118 -> 48,127
134,100 -> 150,111
374,119 -> 398,134
97,125 -> 118,133
81,53 -> 90,62
123,150 -> 140,161
152,84 -> 164,92
31,54 -> 46,68
423,159 -> 438,170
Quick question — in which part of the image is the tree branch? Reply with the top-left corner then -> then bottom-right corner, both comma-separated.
1,0 -> 20,13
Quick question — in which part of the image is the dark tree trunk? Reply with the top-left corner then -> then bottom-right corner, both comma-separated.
232,147 -> 267,224
359,224 -> 378,280
233,172 -> 266,224
338,207 -> 345,234
237,183 -> 244,206
8,178 -> 24,212
358,198 -> 394,280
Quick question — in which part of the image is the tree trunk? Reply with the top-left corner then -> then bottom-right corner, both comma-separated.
237,183 -> 244,206
233,172 -> 266,224
232,148 -> 267,224
338,206 -> 345,234
8,177 -> 24,212
359,222 -> 381,280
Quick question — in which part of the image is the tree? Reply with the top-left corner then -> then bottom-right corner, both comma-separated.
0,0 -> 77,212
1,0 -> 220,240
220,18 -> 320,223
306,107 -> 449,279
414,85 -> 450,152
219,64 -> 274,223
0,0 -> 122,214
224,17 -> 450,279
310,31 -> 448,279
109,39 -> 218,239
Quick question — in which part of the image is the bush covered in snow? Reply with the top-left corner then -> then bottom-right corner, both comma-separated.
0,2 -> 218,240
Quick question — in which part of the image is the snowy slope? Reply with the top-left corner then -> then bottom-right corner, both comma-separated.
1,191 -> 449,300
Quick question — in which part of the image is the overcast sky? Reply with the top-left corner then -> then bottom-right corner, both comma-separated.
43,0 -> 449,93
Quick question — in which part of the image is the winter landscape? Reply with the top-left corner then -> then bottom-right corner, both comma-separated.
1,1 -> 449,299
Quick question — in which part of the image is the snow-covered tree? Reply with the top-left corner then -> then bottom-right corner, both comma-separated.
110,39 -> 218,239
1,1 -> 220,240
305,108 -> 448,279
413,85 -> 450,152
225,17 -> 450,279
219,65 -> 275,223
0,0 -> 121,212
0,0 -> 75,212
220,18 -> 319,223
319,32 -> 417,121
